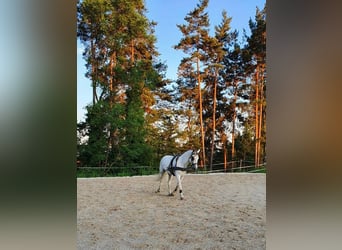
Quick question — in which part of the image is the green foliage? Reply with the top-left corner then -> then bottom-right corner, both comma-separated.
77,1 -> 267,176
77,0 -> 161,170
77,100 -> 125,167
121,64 -> 153,167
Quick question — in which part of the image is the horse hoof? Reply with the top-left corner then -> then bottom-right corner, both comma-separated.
180,197 -> 184,200
168,193 -> 174,196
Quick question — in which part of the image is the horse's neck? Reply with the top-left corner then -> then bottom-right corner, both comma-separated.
177,150 -> 192,167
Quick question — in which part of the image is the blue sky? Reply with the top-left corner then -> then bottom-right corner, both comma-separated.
77,0 -> 266,122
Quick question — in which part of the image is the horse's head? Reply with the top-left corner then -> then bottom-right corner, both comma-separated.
190,149 -> 200,170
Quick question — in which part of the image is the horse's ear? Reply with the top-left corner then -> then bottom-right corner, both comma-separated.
197,149 -> 200,154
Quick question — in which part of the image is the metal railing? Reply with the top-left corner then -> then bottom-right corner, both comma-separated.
76,161 -> 266,177
196,160 -> 266,174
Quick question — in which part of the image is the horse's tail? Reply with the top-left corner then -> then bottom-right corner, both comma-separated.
155,169 -> 165,181
155,173 -> 161,181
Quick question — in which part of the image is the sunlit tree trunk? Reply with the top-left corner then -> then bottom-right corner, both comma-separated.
221,133 -> 227,171
209,69 -> 219,171
254,66 -> 259,167
258,63 -> 265,166
90,40 -> 98,105
196,56 -> 206,167
232,81 -> 238,163
131,40 -> 135,63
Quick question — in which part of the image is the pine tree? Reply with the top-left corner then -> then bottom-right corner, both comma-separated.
174,0 -> 210,167
121,64 -> 152,167
220,30 -> 249,167
176,59 -> 200,149
205,10 -> 232,170
77,0 -> 163,169
245,4 -> 266,167
77,0 -> 110,105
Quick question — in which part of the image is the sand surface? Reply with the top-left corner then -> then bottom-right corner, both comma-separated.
77,173 -> 265,249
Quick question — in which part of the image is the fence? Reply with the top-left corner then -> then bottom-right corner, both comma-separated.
76,165 -> 159,177
196,164 -> 266,174
77,160 -> 266,177
197,160 -> 266,174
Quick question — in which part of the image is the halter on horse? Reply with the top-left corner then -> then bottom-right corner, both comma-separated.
155,149 -> 200,200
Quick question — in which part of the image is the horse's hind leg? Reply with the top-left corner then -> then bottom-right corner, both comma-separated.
167,174 -> 173,196
155,171 -> 165,193
172,174 -> 182,194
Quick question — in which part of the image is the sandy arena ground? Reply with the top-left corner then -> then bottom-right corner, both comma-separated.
77,173 -> 266,249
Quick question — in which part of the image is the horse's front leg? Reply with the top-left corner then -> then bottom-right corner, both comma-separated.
175,173 -> 184,200
172,185 -> 178,195
172,174 -> 184,194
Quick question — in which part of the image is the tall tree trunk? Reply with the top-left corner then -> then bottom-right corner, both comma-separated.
258,64 -> 265,166
258,94 -> 263,167
196,56 -> 206,167
232,81 -> 237,164
91,40 -> 98,105
209,71 -> 218,171
221,133 -> 227,171
109,52 -> 116,105
107,51 -> 118,167
131,40 -> 135,63
223,142 -> 227,171
186,106 -> 193,144
255,66 -> 259,167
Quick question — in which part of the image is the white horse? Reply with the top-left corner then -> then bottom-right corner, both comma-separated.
155,149 -> 200,200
